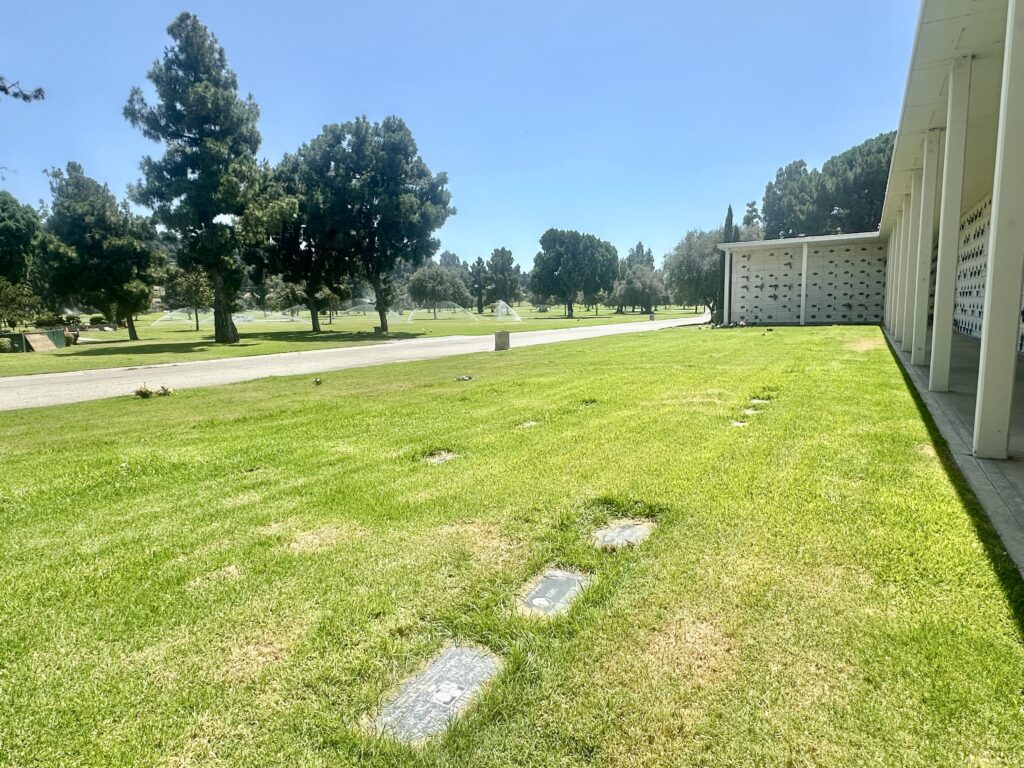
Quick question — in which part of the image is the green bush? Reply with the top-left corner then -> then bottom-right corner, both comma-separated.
89,315 -> 107,326
64,315 -> 81,325
33,315 -> 64,328
0,338 -> 13,353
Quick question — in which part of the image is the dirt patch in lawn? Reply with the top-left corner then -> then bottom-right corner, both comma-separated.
436,520 -> 516,567
288,523 -> 365,552
846,336 -> 886,353
645,611 -> 736,683
188,564 -> 242,589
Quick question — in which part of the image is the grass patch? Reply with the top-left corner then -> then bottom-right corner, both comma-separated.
0,325 -> 1022,766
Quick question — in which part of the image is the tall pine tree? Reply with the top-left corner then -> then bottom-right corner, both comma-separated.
124,13 -> 261,343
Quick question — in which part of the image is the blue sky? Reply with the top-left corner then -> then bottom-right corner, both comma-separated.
2,1 -> 918,268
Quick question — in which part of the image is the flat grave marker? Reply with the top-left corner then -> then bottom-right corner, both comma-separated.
374,645 -> 501,744
731,420 -> 748,428
592,518 -> 656,550
519,568 -> 589,617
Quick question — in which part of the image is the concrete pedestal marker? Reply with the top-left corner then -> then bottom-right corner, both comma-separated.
494,331 -> 510,351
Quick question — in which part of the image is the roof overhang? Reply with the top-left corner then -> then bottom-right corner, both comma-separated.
718,231 -> 883,253
879,0 -> 1008,235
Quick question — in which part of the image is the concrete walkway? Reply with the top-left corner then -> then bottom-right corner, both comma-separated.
1,314 -> 708,412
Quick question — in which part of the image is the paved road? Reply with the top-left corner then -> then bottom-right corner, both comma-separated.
0,314 -> 708,411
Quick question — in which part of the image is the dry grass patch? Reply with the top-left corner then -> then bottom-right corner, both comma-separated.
847,336 -> 886,353
187,563 -> 242,589
644,610 -> 737,683
917,442 -> 939,458
287,523 -> 365,552
436,519 -> 517,567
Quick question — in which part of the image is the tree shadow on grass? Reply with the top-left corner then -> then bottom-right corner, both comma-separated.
883,331 -> 1024,636
64,330 -> 422,358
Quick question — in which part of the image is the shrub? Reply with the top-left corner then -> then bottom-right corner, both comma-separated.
64,314 -> 80,325
134,384 -> 174,399
0,338 -> 12,353
89,315 -> 107,326
33,314 -> 64,328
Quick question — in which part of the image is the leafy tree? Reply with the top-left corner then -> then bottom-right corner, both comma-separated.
664,228 -> 722,315
612,265 -> 663,314
741,200 -> 764,241
0,190 -> 40,282
0,278 -> 40,329
438,251 -> 461,268
625,240 -> 654,269
164,267 -> 214,330
819,132 -> 896,234
761,132 -> 894,239
242,129 -> 364,332
44,163 -> 158,340
530,229 -> 617,318
408,264 -> 470,317
762,160 -> 822,240
332,117 -> 454,332
469,257 -> 488,313
0,77 -> 44,102
124,12 -> 262,343
485,247 -> 521,305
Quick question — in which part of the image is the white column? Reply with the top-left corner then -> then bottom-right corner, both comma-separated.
800,243 -> 809,325
930,56 -> 972,391
901,175 -> 923,353
723,250 -> 732,324
884,228 -> 894,327
974,0 -> 1024,459
912,130 -> 942,365
892,210 -> 905,338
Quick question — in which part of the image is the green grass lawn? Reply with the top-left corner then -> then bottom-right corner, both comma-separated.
0,306 -> 701,377
1,325 -> 1022,766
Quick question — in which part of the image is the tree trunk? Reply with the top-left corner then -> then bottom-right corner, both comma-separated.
193,307 -> 199,332
308,291 -> 321,333
126,314 -> 139,341
211,266 -> 239,343
566,300 -> 574,318
433,306 -> 437,320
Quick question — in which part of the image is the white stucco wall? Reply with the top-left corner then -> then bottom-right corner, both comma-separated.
728,240 -> 887,325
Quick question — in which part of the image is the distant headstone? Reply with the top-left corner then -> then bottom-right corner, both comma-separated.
424,450 -> 456,465
519,568 -> 589,617
374,645 -> 501,743
592,518 -> 655,550
731,420 -> 748,428
648,313 -> 655,321
741,408 -> 762,416
494,331 -> 510,351
24,333 -> 57,352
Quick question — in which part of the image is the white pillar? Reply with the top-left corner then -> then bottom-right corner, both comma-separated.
974,0 -> 1024,459
892,210 -> 905,338
884,228 -> 894,327
799,243 -> 809,325
723,250 -> 732,324
930,57 -> 972,391
901,175 -> 923,353
912,130 -> 942,365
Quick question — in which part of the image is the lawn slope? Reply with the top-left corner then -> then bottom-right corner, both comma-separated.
1,325 -> 1022,767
